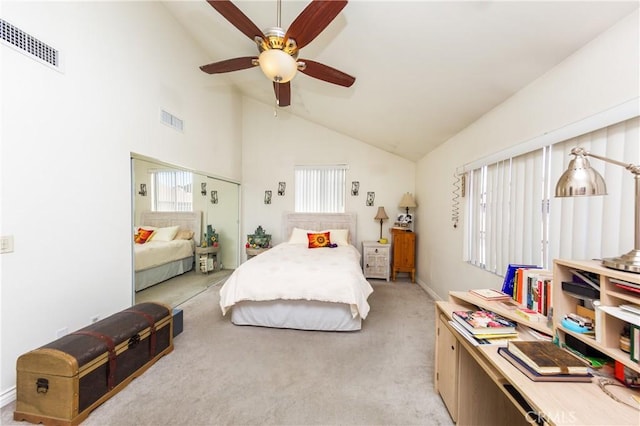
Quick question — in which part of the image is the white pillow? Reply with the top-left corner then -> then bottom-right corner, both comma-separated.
288,227 -> 313,244
323,229 -> 349,246
150,225 -> 180,242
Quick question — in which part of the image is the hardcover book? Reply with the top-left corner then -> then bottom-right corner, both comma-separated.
452,310 -> 517,335
498,347 -> 593,382
507,341 -> 589,375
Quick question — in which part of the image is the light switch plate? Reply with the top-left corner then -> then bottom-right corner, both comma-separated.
0,235 -> 14,253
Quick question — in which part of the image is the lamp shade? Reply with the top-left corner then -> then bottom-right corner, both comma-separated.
399,192 -> 417,209
555,154 -> 607,197
375,206 -> 389,221
258,49 -> 298,83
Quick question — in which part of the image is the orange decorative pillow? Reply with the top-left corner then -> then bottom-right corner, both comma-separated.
307,232 -> 331,248
135,228 -> 155,244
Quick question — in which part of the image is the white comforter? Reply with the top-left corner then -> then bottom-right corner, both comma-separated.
219,243 -> 374,318
134,239 -> 194,271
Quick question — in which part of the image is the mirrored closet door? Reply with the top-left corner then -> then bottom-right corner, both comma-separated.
131,155 -> 240,308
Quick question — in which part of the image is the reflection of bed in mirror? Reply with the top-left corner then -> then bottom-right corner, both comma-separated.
134,211 -> 201,292
219,212 -> 374,331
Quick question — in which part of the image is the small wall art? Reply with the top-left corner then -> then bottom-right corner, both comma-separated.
366,191 -> 375,206
201,182 -> 207,196
264,190 -> 272,204
138,183 -> 147,196
210,190 -> 218,204
351,181 -> 360,196
278,182 -> 286,196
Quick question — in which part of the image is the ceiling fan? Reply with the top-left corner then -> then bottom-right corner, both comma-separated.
199,0 -> 356,107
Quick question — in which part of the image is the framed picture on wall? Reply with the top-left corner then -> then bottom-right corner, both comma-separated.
264,190 -> 272,204
351,181 -> 360,196
366,191 -> 375,206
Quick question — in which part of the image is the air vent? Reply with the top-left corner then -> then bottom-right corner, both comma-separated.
1,18 -> 59,69
160,109 -> 184,132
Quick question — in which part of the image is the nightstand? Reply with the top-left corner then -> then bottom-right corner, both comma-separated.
391,229 -> 415,282
246,247 -> 270,259
195,245 -> 219,273
362,241 -> 390,281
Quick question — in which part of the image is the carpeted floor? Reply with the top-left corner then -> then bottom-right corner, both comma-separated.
2,279 -> 453,426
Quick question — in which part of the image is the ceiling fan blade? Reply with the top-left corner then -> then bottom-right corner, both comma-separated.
298,59 -> 355,87
200,57 -> 258,74
273,82 -> 291,107
207,0 -> 265,42
285,0 -> 347,50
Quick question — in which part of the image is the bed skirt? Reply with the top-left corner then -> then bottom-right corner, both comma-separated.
135,257 -> 193,292
231,299 -> 362,331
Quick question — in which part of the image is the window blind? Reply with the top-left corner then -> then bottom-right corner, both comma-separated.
294,165 -> 347,213
465,116 -> 638,275
550,117 -> 639,262
151,169 -> 193,212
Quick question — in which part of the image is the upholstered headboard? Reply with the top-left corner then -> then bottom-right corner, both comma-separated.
282,212 -> 357,245
139,211 -> 202,246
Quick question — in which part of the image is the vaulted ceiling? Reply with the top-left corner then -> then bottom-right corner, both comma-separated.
162,1 -> 638,161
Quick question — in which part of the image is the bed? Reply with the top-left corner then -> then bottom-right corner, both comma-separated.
219,212 -> 374,331
134,211 -> 201,292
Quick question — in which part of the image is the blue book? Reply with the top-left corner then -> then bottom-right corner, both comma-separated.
500,263 -> 539,297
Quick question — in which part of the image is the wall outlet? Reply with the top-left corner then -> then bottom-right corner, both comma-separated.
56,327 -> 68,338
0,235 -> 14,254
91,315 -> 99,323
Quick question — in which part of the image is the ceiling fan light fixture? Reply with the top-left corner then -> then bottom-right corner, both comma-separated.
258,49 -> 297,83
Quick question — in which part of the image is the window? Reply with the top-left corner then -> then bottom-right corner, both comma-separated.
294,165 -> 347,213
466,150 -> 548,275
465,116 -> 639,276
151,169 -> 193,212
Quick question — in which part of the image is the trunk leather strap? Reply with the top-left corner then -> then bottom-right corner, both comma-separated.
71,330 -> 116,390
124,309 -> 157,359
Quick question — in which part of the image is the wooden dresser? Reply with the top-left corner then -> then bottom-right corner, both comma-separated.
391,229 -> 415,282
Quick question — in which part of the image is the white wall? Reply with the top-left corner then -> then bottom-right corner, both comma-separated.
0,1 -> 242,399
241,98 -> 415,254
415,10 -> 640,300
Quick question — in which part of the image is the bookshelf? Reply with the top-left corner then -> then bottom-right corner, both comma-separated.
553,259 -> 640,374
448,291 -> 553,336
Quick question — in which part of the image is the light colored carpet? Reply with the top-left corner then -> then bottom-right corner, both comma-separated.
2,279 -> 453,426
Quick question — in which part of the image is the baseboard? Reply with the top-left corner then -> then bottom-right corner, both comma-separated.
1,386 -> 16,407
415,278 -> 444,301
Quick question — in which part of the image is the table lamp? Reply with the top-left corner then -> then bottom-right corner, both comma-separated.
399,192 -> 417,215
555,147 -> 640,273
374,207 -> 389,242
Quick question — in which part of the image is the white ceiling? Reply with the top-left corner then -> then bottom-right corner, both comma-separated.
162,1 -> 639,161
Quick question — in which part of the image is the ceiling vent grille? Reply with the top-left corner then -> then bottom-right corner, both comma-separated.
160,110 -> 184,132
1,19 -> 59,68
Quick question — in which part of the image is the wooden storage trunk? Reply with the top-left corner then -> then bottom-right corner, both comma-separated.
14,302 -> 173,426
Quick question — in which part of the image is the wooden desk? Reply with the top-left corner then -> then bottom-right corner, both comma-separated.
435,295 -> 640,425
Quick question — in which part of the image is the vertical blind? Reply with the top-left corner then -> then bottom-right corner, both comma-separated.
151,169 -> 193,212
550,117 -> 639,262
466,116 -> 639,275
294,165 -> 347,213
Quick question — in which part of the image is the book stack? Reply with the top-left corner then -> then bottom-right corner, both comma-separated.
469,288 -> 511,301
452,310 -> 518,340
498,341 -> 592,382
